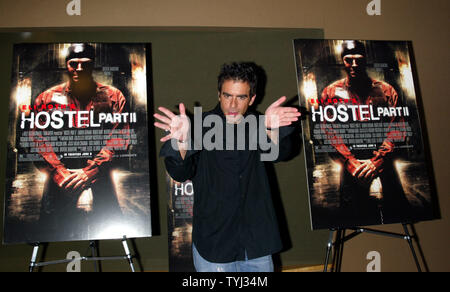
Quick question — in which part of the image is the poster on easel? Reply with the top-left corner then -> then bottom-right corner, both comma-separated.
3,43 -> 152,243
293,39 -> 440,230
166,173 -> 195,272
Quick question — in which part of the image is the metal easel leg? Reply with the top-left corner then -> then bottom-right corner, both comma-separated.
29,243 -> 40,272
402,224 -> 422,272
335,229 -> 345,272
323,229 -> 334,272
89,240 -> 99,272
121,236 -> 135,272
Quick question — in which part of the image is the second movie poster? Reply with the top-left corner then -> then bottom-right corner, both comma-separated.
293,39 -> 439,230
3,43 -> 152,243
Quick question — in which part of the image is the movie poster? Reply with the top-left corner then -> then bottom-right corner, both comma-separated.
3,43 -> 152,243
167,173 -> 195,272
293,39 -> 439,230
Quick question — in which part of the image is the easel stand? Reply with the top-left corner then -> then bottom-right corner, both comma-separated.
323,223 -> 424,272
28,236 -> 135,272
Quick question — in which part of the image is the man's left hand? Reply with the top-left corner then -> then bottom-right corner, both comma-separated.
265,96 -> 301,129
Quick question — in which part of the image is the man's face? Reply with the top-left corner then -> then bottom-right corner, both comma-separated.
67,57 -> 94,84
343,54 -> 366,79
218,79 -> 256,124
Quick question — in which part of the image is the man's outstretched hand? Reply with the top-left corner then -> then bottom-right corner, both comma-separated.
154,103 -> 190,143
265,96 -> 301,129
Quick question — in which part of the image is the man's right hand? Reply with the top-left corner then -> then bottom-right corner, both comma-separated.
346,159 -> 378,186
59,169 -> 93,194
153,103 -> 190,143
353,160 -> 378,184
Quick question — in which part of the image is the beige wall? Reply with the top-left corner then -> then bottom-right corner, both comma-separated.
0,0 -> 449,272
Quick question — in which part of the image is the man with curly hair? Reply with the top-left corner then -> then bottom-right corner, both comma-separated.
155,62 -> 300,272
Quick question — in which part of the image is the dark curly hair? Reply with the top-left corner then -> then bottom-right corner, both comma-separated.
217,62 -> 257,97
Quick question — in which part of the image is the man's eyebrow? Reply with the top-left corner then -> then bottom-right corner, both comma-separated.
222,91 -> 249,98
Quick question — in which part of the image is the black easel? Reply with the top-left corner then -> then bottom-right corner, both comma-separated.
323,223 -> 424,272
28,236 -> 135,272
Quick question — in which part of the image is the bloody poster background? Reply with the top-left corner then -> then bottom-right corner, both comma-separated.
293,39 -> 439,230
166,173 -> 195,272
3,43 -> 152,243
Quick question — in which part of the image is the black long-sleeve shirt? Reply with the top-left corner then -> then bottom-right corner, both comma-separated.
160,104 -> 294,263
